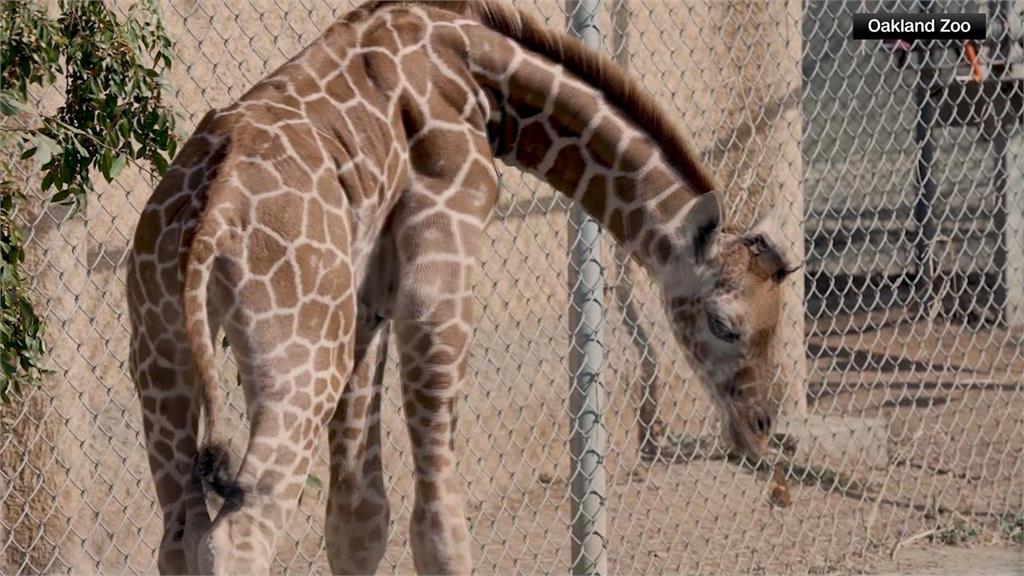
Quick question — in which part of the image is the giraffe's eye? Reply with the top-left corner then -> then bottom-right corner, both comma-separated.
706,312 -> 740,343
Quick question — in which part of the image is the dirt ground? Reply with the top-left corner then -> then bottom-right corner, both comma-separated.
865,546 -> 1021,576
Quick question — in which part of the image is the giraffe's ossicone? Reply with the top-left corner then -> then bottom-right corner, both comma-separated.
127,1 -> 798,573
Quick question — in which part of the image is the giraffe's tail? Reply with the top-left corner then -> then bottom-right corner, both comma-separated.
181,217 -> 244,510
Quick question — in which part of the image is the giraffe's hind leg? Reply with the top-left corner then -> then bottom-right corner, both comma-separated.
325,310 -> 391,574
196,246 -> 357,574
129,270 -> 214,574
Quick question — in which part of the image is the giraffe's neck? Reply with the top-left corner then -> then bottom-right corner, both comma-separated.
464,21 -> 714,273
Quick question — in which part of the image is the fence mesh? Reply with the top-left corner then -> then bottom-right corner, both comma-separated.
1,0 -> 1022,574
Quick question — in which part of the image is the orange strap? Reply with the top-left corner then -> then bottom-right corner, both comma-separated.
964,41 -> 983,82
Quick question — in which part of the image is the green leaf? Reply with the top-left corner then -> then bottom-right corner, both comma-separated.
40,170 -> 56,191
0,91 -> 29,116
50,188 -> 71,204
31,134 -> 58,165
151,152 -> 168,175
99,149 -> 113,181
109,155 -> 127,180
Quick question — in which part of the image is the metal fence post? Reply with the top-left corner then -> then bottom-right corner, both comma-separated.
608,0 -> 665,457
565,1 -> 606,574
993,0 -> 1024,330
913,0 -> 938,317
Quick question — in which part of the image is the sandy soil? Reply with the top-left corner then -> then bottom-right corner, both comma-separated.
865,545 -> 1022,576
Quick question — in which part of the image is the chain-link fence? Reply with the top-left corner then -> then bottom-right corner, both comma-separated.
2,0 -> 1022,574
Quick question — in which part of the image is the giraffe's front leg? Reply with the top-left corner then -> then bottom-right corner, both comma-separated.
325,312 -> 391,574
392,126 -> 497,573
391,224 -> 485,575
395,290 -> 475,575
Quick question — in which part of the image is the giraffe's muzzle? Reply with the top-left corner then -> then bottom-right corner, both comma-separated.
725,402 -> 777,460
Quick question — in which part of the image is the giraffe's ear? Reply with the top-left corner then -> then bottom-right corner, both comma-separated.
683,191 -> 722,262
743,211 -> 800,282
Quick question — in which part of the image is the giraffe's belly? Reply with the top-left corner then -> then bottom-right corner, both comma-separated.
352,210 -> 400,320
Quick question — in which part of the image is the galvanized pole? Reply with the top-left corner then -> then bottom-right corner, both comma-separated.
609,0 -> 665,457
913,0 -> 938,318
992,0 -> 1024,330
565,1 -> 607,574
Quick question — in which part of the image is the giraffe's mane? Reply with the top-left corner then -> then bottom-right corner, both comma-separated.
456,0 -> 718,193
358,0 -> 718,195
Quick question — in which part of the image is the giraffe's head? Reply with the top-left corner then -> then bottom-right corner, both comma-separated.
661,192 -> 799,459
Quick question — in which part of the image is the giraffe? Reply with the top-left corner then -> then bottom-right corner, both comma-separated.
126,1 -> 799,573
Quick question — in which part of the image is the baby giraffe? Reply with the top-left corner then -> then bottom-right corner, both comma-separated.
127,0 -> 798,573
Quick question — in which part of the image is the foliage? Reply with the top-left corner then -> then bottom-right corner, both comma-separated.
0,176 -> 46,400
0,0 -> 177,401
934,519 -> 979,546
305,473 -> 323,490
1000,512 -> 1024,544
